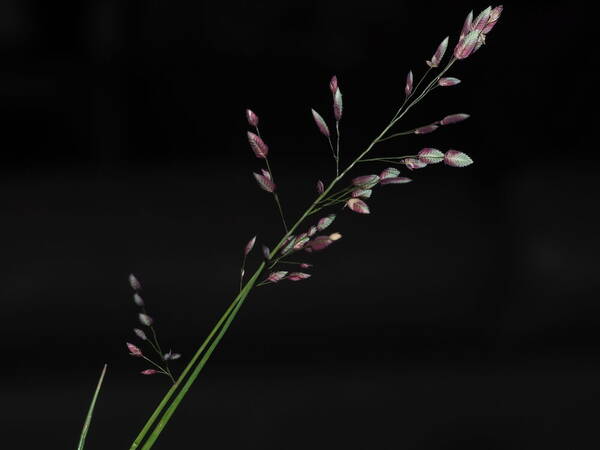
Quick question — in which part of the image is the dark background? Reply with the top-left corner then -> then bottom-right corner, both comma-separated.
1,1 -> 597,449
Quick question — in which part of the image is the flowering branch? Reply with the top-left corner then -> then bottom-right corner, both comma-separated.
121,5 -> 503,449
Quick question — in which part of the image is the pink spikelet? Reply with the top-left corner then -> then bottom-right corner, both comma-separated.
351,189 -> 372,199
405,70 -> 413,97
454,6 -> 502,60
329,75 -> 338,94
414,124 -> 439,135
460,10 -> 474,41
454,29 -> 480,60
333,88 -> 343,121
472,6 -> 492,33
346,198 -> 370,214
440,113 -> 470,125
300,263 -> 313,269
483,6 -> 503,34
262,245 -> 271,259
311,109 -> 330,137
246,109 -> 259,127
404,158 -> 427,170
134,328 -> 147,340
317,214 -> 336,231
380,167 -> 401,180
418,148 -> 445,164
380,177 -> 412,185
305,236 -> 331,252
247,132 -> 269,159
244,236 -> 257,256
438,77 -> 461,87
141,369 -> 158,375
286,272 -> 311,281
267,271 -> 288,283
293,233 -> 310,250
444,150 -> 474,167
316,180 -> 325,194
253,172 -> 276,193
352,175 -> 380,188
261,168 -> 272,180
129,274 -> 141,291
138,313 -> 153,327
127,342 -> 143,357
426,37 -> 449,68
133,293 -> 144,307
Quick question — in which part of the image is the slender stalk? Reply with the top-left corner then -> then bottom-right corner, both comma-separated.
139,266 -> 265,449
141,355 -> 173,379
376,130 -> 414,143
335,121 -> 341,177
358,154 -> 417,163
130,294 -> 244,449
265,157 -> 288,232
147,326 -> 175,383
133,55 -> 456,449
239,255 -> 247,292
78,364 -> 107,450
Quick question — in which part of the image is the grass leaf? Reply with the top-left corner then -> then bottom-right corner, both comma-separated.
77,364 -> 108,450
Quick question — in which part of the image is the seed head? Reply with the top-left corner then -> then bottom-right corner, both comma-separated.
440,113 -> 470,125
316,180 -> 325,194
317,214 -> 336,231
134,328 -> 147,340
426,36 -> 449,68
262,245 -> 271,259
418,148 -> 445,164
138,313 -> 153,327
333,88 -> 343,121
346,198 -> 370,214
286,272 -> 311,281
244,235 -> 257,256
246,109 -> 259,127
454,29 -> 480,60
133,293 -> 144,307
379,177 -> 412,185
127,342 -> 143,357
352,174 -> 380,189
404,158 -> 427,170
414,124 -> 439,135
351,189 -> 372,199
247,131 -> 269,158
311,109 -> 330,137
253,172 -> 276,193
305,235 -> 333,252
129,274 -> 141,291
405,70 -> 413,97
329,75 -> 338,94
141,369 -> 158,375
438,77 -> 461,87
444,150 -> 474,167
268,271 -> 288,283
380,167 -> 401,180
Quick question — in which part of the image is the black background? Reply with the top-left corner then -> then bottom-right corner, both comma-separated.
1,1 -> 597,449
